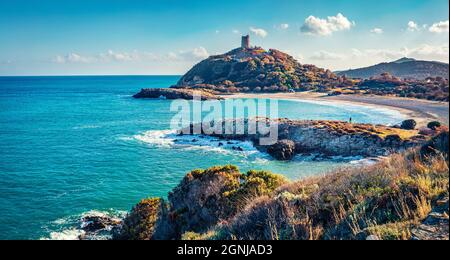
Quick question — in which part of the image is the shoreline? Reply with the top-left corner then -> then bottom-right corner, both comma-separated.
220,92 -> 449,128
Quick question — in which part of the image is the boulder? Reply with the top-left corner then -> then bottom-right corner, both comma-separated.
81,215 -> 121,233
267,139 -> 296,160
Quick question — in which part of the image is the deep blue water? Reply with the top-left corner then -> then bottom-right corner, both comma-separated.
0,76 -> 405,239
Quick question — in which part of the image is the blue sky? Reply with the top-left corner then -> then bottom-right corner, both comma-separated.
0,0 -> 448,75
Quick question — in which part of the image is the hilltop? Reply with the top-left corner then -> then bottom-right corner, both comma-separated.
337,58 -> 449,80
172,46 -> 339,93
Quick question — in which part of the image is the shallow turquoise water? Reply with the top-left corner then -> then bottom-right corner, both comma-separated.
0,76 -> 405,239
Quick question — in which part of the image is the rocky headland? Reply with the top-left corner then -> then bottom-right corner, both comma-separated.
179,118 -> 428,160
89,130 -> 449,240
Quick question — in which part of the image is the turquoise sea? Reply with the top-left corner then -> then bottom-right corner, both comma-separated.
0,76 -> 406,239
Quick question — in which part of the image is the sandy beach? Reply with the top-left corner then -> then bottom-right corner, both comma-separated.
220,92 -> 449,127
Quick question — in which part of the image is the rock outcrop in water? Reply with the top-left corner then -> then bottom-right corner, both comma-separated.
133,88 -> 222,100
179,119 -> 426,160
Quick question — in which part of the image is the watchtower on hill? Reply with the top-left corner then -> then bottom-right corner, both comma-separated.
241,35 -> 250,49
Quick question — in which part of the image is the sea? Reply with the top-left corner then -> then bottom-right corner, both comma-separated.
0,75 -> 406,239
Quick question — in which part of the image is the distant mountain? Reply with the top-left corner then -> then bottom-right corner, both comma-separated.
337,58 -> 449,80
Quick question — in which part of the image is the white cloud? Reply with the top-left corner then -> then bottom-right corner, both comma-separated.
54,47 -> 209,64
249,27 -> 268,38
407,21 -> 419,31
351,44 -> 449,62
406,44 -> 449,60
53,53 -> 94,64
166,47 -> 210,61
370,28 -> 383,34
300,13 -> 354,36
232,29 -> 241,34
429,20 -> 449,33
278,23 -> 289,30
310,51 -> 345,60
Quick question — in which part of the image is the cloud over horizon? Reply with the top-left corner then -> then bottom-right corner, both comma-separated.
53,47 -> 210,64
429,20 -> 449,33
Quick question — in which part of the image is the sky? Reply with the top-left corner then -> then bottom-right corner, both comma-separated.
0,0 -> 448,76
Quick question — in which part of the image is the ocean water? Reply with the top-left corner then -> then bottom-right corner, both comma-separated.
0,76 -> 405,240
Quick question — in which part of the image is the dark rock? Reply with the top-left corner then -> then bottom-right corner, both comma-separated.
267,139 -> 296,160
411,196 -> 449,240
133,88 -> 221,101
81,215 -> 121,233
218,142 -> 224,147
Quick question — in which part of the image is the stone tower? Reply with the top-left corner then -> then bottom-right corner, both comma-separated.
241,35 -> 250,49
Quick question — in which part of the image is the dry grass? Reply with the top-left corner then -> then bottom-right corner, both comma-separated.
220,147 -> 448,240
311,120 -> 418,140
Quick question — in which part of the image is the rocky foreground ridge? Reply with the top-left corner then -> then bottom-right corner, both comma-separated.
79,131 -> 448,240
180,118 -> 427,160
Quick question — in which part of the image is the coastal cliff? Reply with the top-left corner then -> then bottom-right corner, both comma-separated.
180,119 -> 426,160
109,130 -> 448,240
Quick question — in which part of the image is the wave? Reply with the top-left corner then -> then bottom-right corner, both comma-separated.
133,129 -> 261,157
41,209 -> 126,240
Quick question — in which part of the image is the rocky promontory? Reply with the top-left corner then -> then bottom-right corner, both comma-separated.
172,47 -> 339,93
133,88 -> 222,100
179,118 -> 426,160
110,131 -> 448,240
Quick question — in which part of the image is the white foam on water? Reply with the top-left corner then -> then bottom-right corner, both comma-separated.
134,129 -> 177,148
72,124 -> 102,130
133,129 -> 262,157
42,209 -> 127,240
43,229 -> 86,240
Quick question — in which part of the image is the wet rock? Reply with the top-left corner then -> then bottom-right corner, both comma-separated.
81,215 -> 121,233
133,88 -> 221,101
267,139 -> 296,160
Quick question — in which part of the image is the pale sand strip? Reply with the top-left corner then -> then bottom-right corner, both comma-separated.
220,92 -> 449,127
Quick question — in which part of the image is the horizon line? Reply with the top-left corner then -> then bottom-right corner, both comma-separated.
0,74 -> 183,77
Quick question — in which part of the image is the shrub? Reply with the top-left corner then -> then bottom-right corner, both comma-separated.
114,198 -> 165,240
427,121 -> 442,130
401,119 -> 417,130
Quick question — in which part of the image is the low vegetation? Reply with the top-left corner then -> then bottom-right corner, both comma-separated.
116,131 -> 449,240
